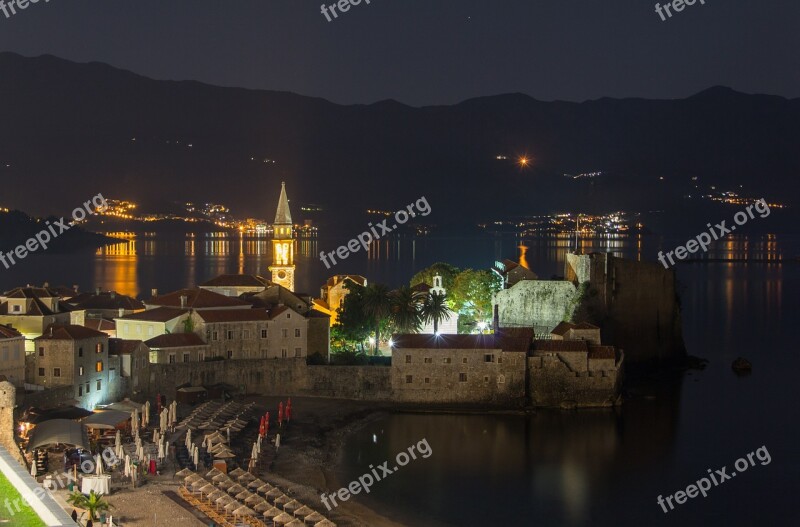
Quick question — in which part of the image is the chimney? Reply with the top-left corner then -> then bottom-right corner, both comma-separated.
96,287 -> 101,296
73,285 -> 79,293
43,281 -> 50,288
151,288 -> 158,298
118,308 -> 125,318
180,295 -> 188,309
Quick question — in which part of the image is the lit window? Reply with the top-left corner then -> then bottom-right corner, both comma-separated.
96,343 -> 103,354
78,366 -> 84,376
95,361 -> 103,372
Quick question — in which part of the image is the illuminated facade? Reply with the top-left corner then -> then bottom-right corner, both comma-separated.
269,182 -> 295,291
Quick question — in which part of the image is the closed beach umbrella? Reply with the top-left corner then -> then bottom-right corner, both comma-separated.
115,430 -> 122,450
275,433 -> 281,450
286,398 -> 292,422
95,454 -> 104,476
278,402 -> 284,427
144,400 -> 150,427
30,461 -> 37,478
251,443 -> 258,461
193,446 -> 199,467
158,441 -> 166,461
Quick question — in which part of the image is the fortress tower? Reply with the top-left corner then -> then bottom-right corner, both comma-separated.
0,380 -> 25,464
269,182 -> 295,291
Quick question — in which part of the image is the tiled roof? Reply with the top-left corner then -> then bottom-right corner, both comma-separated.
118,307 -> 188,322
35,325 -> 107,341
148,288 -> 250,309
200,274 -> 271,288
0,325 -> 22,339
551,322 -> 576,336
108,339 -> 144,355
574,322 -> 600,330
4,287 -> 58,299
411,283 -> 432,293
68,292 -> 145,311
305,310 -> 330,319
84,319 -> 116,332
326,275 -> 368,288
144,333 -> 207,349
268,306 -> 290,319
589,345 -> 616,360
533,339 -> 588,353
195,309 -> 271,323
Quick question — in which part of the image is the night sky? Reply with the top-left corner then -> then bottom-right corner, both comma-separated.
0,0 -> 798,105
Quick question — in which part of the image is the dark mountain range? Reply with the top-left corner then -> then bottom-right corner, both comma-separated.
0,52 -> 798,232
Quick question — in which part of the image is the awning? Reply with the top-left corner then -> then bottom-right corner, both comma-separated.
82,410 -> 131,429
21,406 -> 93,424
27,419 -> 90,452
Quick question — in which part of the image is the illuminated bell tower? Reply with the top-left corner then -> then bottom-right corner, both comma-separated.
269,181 -> 295,291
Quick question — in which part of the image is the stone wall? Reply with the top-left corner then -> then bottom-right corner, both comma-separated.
304,366 -> 392,400
391,349 -> 527,406
140,359 -> 309,399
527,355 -> 622,407
496,280 -> 578,333
0,381 -> 25,465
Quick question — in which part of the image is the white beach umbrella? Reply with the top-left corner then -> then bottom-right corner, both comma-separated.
144,400 -> 151,427
193,446 -> 200,467
251,443 -> 258,461
30,461 -> 37,478
131,408 -> 139,431
115,430 -> 122,450
124,455 -> 131,477
275,433 -> 281,450
158,441 -> 166,461
95,454 -> 104,476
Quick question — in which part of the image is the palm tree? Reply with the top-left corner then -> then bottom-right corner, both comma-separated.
421,291 -> 450,334
362,283 -> 392,355
390,286 -> 424,334
67,490 -> 113,522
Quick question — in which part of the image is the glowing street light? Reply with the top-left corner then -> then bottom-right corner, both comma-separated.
518,156 -> 530,168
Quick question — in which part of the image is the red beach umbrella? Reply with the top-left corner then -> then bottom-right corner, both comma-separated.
286,398 -> 292,422
278,402 -> 284,427
259,416 -> 266,437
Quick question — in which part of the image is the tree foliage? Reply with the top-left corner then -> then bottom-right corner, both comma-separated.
449,269 -> 502,327
421,291 -> 450,334
410,262 -> 461,291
